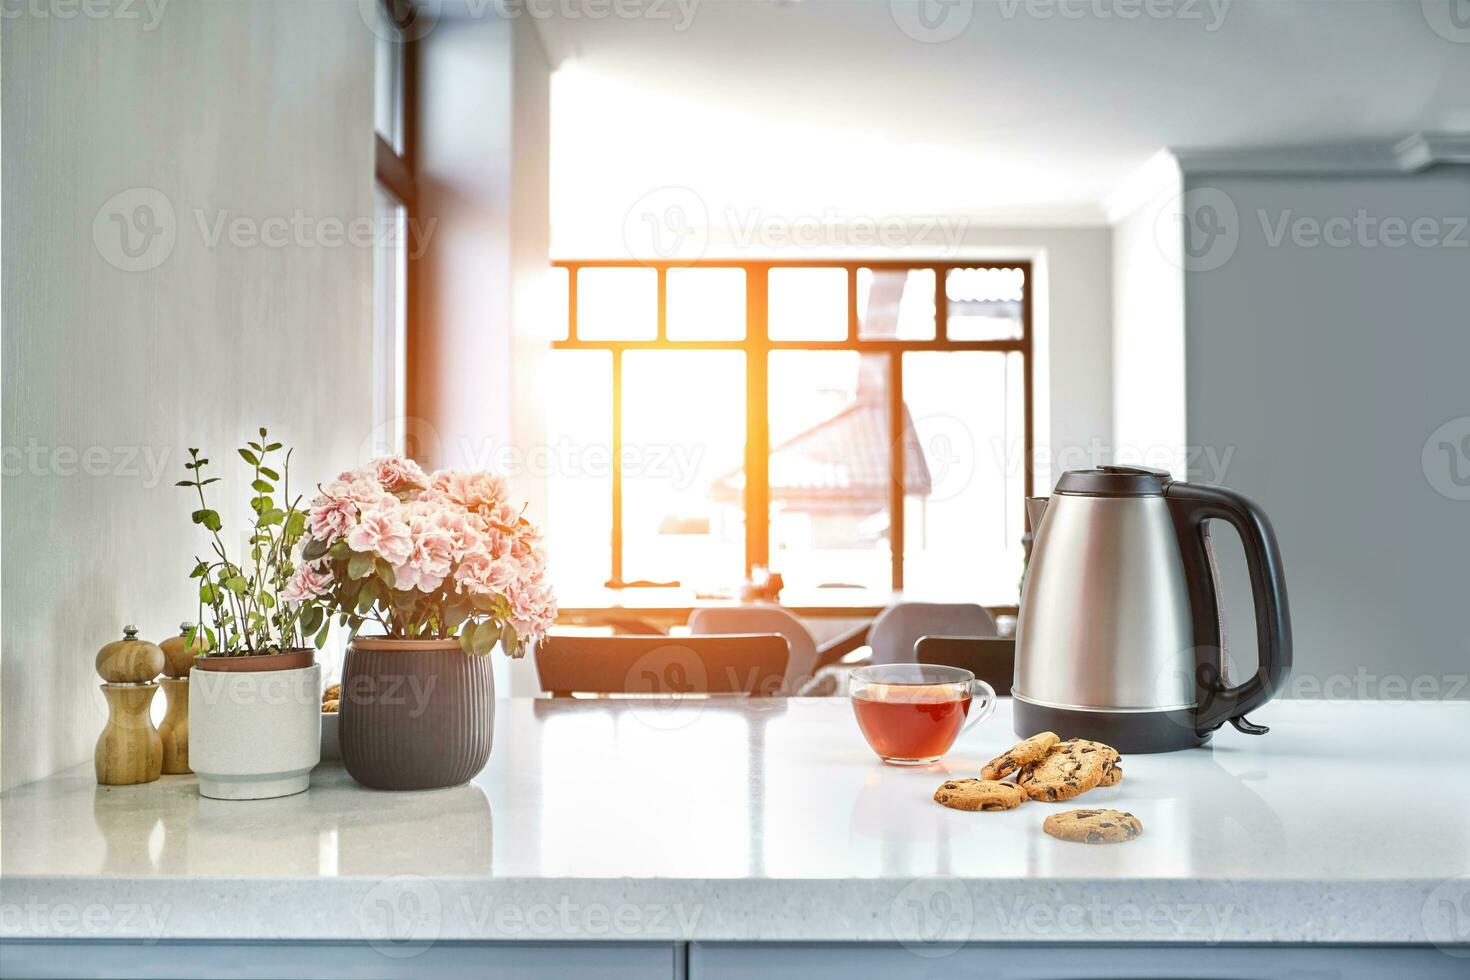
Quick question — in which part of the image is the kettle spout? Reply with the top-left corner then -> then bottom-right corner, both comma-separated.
1025,496 -> 1050,534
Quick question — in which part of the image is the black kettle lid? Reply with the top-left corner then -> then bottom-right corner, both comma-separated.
1054,465 -> 1173,497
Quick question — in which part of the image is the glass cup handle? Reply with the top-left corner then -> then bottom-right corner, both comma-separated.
960,679 -> 997,735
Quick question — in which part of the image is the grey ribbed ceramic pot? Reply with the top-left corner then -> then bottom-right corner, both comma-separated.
340,638 -> 494,790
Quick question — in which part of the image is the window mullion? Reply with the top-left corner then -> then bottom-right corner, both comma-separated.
745,267 -> 770,577
889,351 -> 904,593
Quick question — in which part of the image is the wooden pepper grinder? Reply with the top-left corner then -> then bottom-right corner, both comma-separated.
95,625 -> 164,786
157,622 -> 206,774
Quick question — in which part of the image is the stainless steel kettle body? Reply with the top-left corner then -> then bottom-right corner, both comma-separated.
1013,466 -> 1292,752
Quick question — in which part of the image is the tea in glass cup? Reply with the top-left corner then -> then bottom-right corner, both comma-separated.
850,664 -> 996,765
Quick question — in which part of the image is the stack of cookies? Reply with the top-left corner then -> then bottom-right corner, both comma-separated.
931,732 -> 1142,844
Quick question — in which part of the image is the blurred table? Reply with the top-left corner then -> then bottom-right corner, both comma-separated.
555,587 -> 1016,628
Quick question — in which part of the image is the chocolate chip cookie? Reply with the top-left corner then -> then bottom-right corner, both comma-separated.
980,731 -> 1060,781
933,778 -> 1029,812
1042,808 -> 1143,844
1016,740 -> 1112,801
1099,760 -> 1122,787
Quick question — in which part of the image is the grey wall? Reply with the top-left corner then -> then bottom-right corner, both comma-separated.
1,1 -> 375,789
1183,167 -> 1470,697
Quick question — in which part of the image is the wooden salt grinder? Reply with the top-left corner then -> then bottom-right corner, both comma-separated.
95,625 -> 164,786
157,621 -> 204,774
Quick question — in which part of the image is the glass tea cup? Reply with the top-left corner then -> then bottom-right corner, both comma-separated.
850,664 -> 996,765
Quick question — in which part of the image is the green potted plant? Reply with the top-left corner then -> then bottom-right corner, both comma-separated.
302,457 -> 555,790
181,429 -> 331,800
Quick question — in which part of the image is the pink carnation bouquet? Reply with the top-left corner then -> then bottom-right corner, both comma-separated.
291,457 -> 557,656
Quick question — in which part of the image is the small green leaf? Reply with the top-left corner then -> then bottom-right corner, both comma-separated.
347,551 -> 374,580
251,479 -> 274,494
224,575 -> 248,594
175,480 -> 194,488
238,448 -> 259,465
303,536 -> 329,561
264,443 -> 282,453
259,508 -> 285,527
328,540 -> 352,560
199,582 -> 216,603
301,605 -> 324,636
191,509 -> 222,532
260,465 -> 280,480
374,562 -> 397,588
199,478 -> 220,486
469,619 -> 497,656
314,620 -> 331,649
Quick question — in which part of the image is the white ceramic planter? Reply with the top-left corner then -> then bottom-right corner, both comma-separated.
189,662 -> 321,800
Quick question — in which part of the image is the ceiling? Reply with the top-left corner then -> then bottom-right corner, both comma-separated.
510,0 -> 1470,246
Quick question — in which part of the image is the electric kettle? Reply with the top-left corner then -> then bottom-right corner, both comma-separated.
1014,465 -> 1291,752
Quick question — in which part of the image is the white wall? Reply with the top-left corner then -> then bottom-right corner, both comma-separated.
413,14 -> 551,696
1110,160 -> 1189,479
1182,166 -> 1470,696
1,1 -> 375,790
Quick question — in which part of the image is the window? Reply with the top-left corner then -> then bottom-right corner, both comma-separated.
547,261 -> 1033,604
370,0 -> 415,458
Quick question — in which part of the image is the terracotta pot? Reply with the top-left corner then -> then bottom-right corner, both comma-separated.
189,648 -> 320,800
193,648 -> 315,671
340,638 -> 494,791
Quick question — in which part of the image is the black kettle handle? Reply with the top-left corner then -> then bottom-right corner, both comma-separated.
1165,482 -> 1292,733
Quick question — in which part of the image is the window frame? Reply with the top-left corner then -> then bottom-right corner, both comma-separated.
550,258 -> 1035,594
374,0 -> 418,453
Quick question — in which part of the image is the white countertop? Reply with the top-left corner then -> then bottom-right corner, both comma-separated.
3,697 -> 1468,948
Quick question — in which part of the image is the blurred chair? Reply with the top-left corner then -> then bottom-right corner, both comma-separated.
914,636 -> 1016,693
535,633 -> 789,698
868,602 -> 997,665
687,606 -> 819,694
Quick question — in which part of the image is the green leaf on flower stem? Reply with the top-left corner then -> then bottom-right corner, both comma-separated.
260,592 -> 275,609
264,443 -> 282,453
285,511 -> 306,538
300,605 -> 324,636
259,508 -> 285,527
224,575 -> 248,595
199,582 -> 216,603
191,509 -> 222,532
175,480 -> 194,488
314,619 -> 331,649
238,448 -> 259,465
328,540 -> 351,560
303,536 -> 329,561
375,562 -> 396,588
251,479 -> 274,494
347,551 -> 374,580
260,465 -> 280,480
356,580 -> 378,614
500,621 -> 520,659
469,620 -> 496,656
199,478 -> 220,486
189,561 -> 208,579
